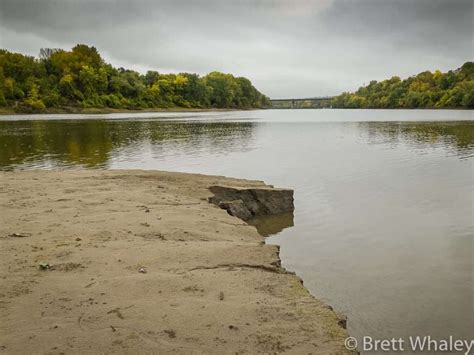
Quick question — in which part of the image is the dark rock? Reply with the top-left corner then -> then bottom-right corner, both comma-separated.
218,199 -> 252,220
208,186 -> 294,221
337,314 -> 348,329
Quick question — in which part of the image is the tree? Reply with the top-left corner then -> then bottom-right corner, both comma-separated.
332,62 -> 474,109
205,72 -> 238,108
24,83 -> 45,111
0,45 -> 270,112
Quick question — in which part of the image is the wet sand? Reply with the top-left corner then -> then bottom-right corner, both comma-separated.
0,170 -> 350,354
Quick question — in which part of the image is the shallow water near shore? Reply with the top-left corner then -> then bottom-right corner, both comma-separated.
1,109 -> 473,345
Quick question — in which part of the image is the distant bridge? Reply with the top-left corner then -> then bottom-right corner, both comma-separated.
270,96 -> 334,109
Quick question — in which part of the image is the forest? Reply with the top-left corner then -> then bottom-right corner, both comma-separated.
1,44 -> 472,112
332,62 -> 474,109
0,45 -> 270,113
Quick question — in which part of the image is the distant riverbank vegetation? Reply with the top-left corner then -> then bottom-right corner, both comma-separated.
332,62 -> 474,109
0,45 -> 270,113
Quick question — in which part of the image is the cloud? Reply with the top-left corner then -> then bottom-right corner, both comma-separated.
0,0 -> 471,97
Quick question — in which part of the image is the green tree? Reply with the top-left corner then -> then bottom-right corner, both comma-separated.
332,62 -> 474,109
24,83 -> 45,111
0,45 -> 269,112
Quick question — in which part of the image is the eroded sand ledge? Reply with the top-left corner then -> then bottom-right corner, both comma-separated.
0,170 -> 351,354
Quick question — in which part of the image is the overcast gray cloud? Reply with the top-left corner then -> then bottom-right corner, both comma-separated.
0,0 -> 472,98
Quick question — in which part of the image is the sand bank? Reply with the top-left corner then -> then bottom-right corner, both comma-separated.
0,170 -> 351,354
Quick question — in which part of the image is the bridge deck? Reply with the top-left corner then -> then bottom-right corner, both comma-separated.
269,97 -> 334,108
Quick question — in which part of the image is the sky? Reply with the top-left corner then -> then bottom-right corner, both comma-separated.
0,0 -> 472,98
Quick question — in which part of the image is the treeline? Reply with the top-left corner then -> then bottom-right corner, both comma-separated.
332,62 -> 474,109
0,45 -> 270,112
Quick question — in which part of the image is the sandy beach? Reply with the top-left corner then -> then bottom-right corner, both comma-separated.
0,170 -> 350,354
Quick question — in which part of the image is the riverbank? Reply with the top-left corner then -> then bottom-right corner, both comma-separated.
0,107 -> 255,115
0,170 -> 351,354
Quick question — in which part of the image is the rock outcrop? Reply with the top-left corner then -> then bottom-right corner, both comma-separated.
208,185 -> 294,221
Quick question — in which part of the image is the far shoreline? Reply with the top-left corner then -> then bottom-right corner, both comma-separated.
0,107 -> 471,116
0,106 -> 262,116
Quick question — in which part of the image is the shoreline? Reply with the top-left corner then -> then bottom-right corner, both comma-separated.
0,107 -> 471,116
0,170 -> 351,353
0,107 -> 261,116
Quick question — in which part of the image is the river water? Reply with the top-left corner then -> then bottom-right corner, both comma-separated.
1,109 -> 472,348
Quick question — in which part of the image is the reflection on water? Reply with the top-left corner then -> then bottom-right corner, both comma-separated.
0,119 -> 473,170
248,212 -> 294,237
0,109 -> 473,346
0,120 -> 254,169
359,121 -> 474,159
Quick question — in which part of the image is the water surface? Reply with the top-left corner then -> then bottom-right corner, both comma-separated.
1,109 -> 472,348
